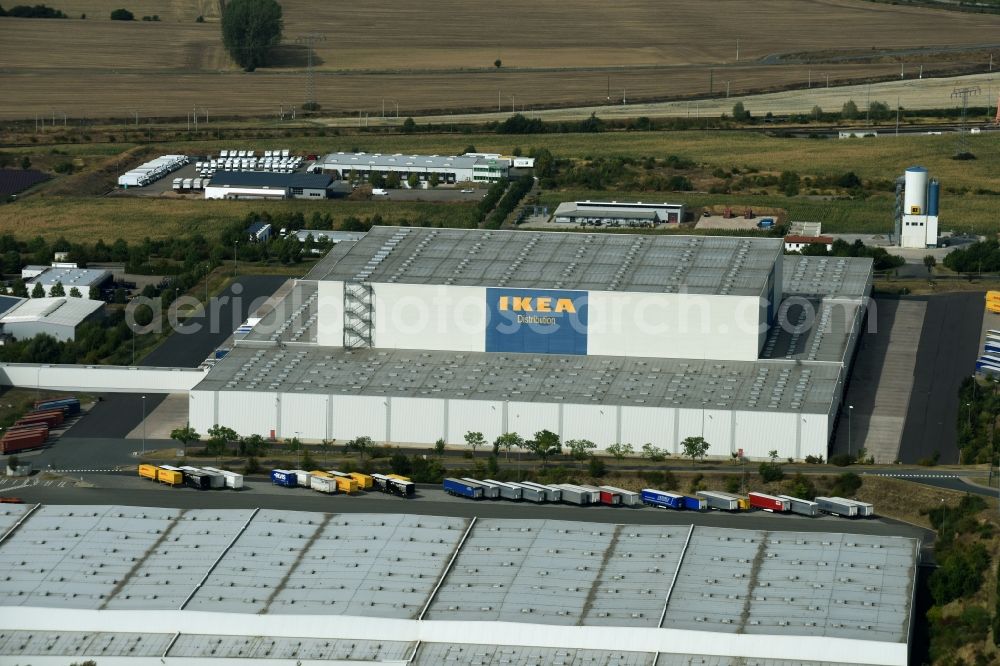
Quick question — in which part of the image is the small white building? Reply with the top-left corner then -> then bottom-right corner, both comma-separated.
553,200 -> 685,226
784,235 -> 834,252
0,297 -> 104,341
898,166 -> 940,249
25,266 -> 111,299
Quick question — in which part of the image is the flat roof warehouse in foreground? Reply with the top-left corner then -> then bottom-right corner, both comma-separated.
0,506 -> 917,666
190,227 -> 872,461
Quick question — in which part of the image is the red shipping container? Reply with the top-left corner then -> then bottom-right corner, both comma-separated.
17,411 -> 63,428
6,423 -> 49,435
599,489 -> 622,506
2,431 -> 47,454
748,492 -> 789,512
27,409 -> 64,424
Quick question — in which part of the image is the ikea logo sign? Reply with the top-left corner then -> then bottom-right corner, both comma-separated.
497,296 -> 577,314
486,288 -> 587,355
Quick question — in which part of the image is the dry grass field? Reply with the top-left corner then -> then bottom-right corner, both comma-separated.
1,0 -> 999,120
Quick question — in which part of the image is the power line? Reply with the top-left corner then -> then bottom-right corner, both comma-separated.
295,33 -> 326,109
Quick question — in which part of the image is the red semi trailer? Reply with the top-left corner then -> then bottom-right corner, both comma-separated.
1,429 -> 48,454
748,492 -> 791,513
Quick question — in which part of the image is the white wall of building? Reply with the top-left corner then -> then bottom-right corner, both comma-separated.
0,363 -> 205,394
316,280 -> 344,347
192,388 -> 831,461
316,283 -> 767,361
204,186 -> 286,200
900,214 -> 938,248
587,291 -> 764,361
0,607 -> 909,666
373,283 -> 486,352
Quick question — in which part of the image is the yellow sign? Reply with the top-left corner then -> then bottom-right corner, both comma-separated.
497,295 -> 577,314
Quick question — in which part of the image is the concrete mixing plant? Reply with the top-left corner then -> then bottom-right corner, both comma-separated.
895,166 -> 940,248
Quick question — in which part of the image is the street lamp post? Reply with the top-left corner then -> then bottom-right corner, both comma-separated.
234,240 -> 239,277
848,405 -> 854,458
141,395 -> 146,455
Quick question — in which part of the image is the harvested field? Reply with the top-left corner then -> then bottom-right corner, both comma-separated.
1,0 -> 999,119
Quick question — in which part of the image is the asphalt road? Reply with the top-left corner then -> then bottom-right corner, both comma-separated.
6,480 -> 931,544
141,275 -> 287,368
900,292 -> 984,464
60,394 -> 166,439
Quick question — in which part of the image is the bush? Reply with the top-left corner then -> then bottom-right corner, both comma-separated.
829,453 -> 853,467
587,456 -> 606,478
930,542 -> 991,605
723,475 -> 741,493
688,472 -> 705,493
758,461 -> 784,483
804,454 -> 824,464
829,472 -> 862,497
6,4 -> 68,18
110,8 -> 133,19
786,473 -> 817,501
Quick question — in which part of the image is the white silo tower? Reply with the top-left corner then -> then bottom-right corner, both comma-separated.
899,166 -> 939,248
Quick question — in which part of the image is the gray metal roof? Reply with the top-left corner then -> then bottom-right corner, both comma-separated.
186,511 -> 467,617
782,255 -> 872,299
313,227 -> 782,296
0,507 -> 918,656
294,229 -> 367,244
27,266 -> 110,287
660,527 -> 916,643
758,297 -> 863,364
0,295 -> 24,317
198,345 -> 842,413
415,643 -> 654,666
425,520 -> 690,626
0,629 -> 413,661
321,152 -> 490,171
208,171 -> 333,189
1,296 -> 104,328
655,657 -> 877,666
240,281 -> 318,345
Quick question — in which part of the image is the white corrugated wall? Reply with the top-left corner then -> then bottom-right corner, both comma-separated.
278,392 -> 329,440
798,413 -> 829,460
218,390 -> 278,438
188,390 -> 216,434
330,394 -> 387,441
562,403 -> 616,444
389,397 -> 445,444
703,409 -> 734,457
733,411 -> 796,459
620,405 -> 674,450
447,399 -> 504,444
675,409 -> 705,455
508,401 -> 560,440
374,283 -> 486,353
316,280 -> 344,347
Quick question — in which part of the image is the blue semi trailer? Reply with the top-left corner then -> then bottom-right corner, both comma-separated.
682,495 -> 707,511
443,477 -> 484,499
641,488 -> 685,510
270,469 -> 297,487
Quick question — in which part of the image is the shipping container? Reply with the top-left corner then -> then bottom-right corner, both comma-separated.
288,469 -> 313,488
461,478 -> 499,499
599,486 -> 641,507
201,466 -> 244,490
321,471 -> 358,493
504,481 -> 546,503
372,473 -> 415,497
697,491 -> 742,511
348,472 -> 374,489
777,495 -> 819,517
748,492 -> 791,513
1,430 -> 47,454
556,484 -> 590,506
138,464 -> 158,481
682,495 -> 707,511
156,465 -> 183,486
4,424 -> 48,439
182,470 -> 211,490
520,481 -> 561,502
34,397 -> 81,415
180,466 -> 226,489
310,475 -> 338,494
561,484 -> 600,504
838,497 -> 874,517
18,410 -> 64,428
641,488 -> 685,510
270,469 -> 297,487
815,496 -> 859,518
483,479 -> 523,501
443,478 -> 483,500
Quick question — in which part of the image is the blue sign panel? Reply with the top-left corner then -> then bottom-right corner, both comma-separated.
485,288 -> 588,355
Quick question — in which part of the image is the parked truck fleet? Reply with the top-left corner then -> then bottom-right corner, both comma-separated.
440,478 -> 873,519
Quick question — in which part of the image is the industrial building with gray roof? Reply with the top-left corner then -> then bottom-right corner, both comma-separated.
0,506 -> 917,666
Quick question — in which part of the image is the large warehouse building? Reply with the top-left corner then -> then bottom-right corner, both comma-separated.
0,505 -> 918,666
190,226 -> 872,461
318,152 -> 511,185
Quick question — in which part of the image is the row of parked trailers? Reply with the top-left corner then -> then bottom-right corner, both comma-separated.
172,178 -> 205,192
270,469 -> 415,497
138,464 -> 244,490
197,154 -> 302,178
0,397 -> 80,455
117,155 -> 188,188
442,481 -> 873,518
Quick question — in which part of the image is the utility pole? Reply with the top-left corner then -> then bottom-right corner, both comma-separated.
709,69 -> 714,95
726,81 -> 730,98
951,85 -> 981,156
295,33 -> 327,109
866,83 -> 871,125
895,96 -> 901,136
736,39 -> 740,62
808,71 -> 811,88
